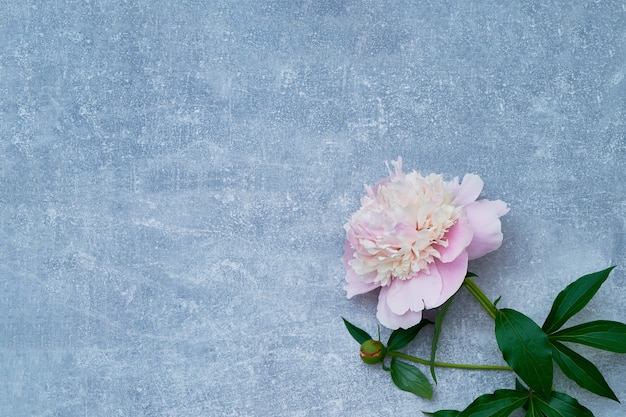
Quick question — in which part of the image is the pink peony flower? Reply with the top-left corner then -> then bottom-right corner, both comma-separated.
344,158 -> 509,329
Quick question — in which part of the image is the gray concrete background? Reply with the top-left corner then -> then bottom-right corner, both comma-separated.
1,1 -> 625,416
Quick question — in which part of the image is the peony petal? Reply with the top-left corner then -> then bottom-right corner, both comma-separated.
453,174 -> 484,206
385,279 -> 418,315
377,285 -> 423,329
463,199 -> 509,260
491,199 -> 510,216
344,269 -> 380,298
343,242 -> 380,298
432,251 -> 469,307
386,270 -> 443,315
434,215 -> 473,262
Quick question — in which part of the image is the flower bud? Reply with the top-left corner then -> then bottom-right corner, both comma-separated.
359,340 -> 386,364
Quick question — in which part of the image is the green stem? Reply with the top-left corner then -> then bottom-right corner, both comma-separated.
464,276 -> 497,319
387,351 -> 511,371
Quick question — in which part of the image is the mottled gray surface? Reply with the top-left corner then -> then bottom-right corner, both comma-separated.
1,1 -> 625,416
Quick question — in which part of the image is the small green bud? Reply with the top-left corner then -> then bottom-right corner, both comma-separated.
360,340 -> 386,364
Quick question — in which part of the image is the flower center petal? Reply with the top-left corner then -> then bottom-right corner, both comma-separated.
346,170 -> 461,285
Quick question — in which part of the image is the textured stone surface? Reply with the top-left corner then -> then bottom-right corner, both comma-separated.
1,1 -> 625,416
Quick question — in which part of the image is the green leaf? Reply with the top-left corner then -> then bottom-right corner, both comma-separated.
457,389 -> 528,417
550,320 -> 626,353
431,296 -> 455,383
515,380 -> 531,412
387,319 -> 433,351
542,267 -> 615,334
549,391 -> 594,417
493,295 -> 502,308
342,318 -> 372,344
533,391 -> 594,417
495,309 -> 553,399
515,379 -> 529,393
524,397 -> 541,417
423,411 -> 460,417
390,358 -> 433,399
549,340 -> 619,402
531,398 -> 559,417
528,396 -> 561,417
